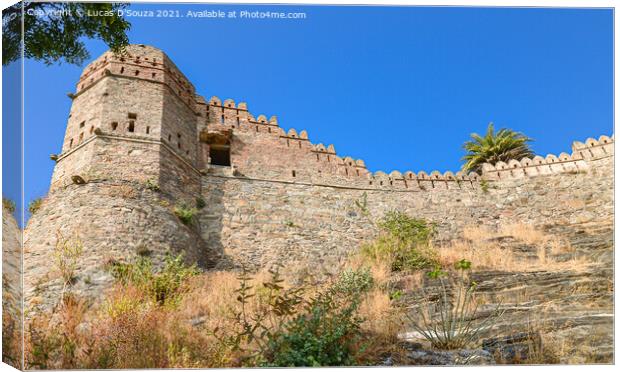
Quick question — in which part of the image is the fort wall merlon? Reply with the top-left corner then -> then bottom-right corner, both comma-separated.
53,44 -> 613,196
481,135 -> 614,180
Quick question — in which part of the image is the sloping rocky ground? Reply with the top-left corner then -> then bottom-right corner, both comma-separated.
2,205 -> 22,368
395,220 -> 613,365
2,206 -> 21,312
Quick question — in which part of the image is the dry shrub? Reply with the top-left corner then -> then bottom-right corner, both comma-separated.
2,301 -> 22,369
53,231 -> 83,294
24,256 -> 404,368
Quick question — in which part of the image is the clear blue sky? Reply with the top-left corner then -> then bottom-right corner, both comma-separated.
5,4 -> 615,222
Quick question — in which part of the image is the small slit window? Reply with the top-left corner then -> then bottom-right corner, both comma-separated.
128,121 -> 135,132
292,170 -> 296,177
70,139 -> 74,148
146,126 -> 150,134
79,121 -> 85,128
128,113 -> 137,119
111,122 -> 118,130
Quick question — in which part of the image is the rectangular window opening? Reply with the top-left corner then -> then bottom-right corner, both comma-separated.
209,146 -> 231,166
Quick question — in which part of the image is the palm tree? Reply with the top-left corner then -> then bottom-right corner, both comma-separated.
462,122 -> 534,173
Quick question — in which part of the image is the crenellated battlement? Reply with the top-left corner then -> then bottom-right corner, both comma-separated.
194,94 -> 610,191
55,45 -> 614,196
75,44 -> 198,113
480,135 -> 614,180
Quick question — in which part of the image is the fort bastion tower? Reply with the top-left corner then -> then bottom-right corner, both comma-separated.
24,45 -> 212,308
23,44 -> 613,312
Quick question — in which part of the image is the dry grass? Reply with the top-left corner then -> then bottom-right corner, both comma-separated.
23,259 -> 405,369
499,223 -> 547,245
437,223 -> 588,272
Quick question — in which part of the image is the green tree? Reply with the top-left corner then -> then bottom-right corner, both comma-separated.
2,2 -> 131,66
462,122 -> 534,173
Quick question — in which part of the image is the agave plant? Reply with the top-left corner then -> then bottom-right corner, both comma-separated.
462,123 -> 534,173
408,260 -> 504,351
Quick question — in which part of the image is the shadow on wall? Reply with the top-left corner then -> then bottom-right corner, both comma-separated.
197,178 -> 234,270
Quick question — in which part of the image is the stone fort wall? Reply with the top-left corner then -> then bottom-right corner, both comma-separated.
21,45 -> 614,310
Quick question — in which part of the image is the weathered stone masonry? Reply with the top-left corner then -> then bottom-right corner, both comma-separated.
22,45 -> 614,308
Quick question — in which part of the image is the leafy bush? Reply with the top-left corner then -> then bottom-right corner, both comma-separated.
174,204 -> 197,225
408,260 -> 504,350
2,197 -> 15,213
217,267 -> 374,367
144,179 -> 160,191
362,211 -> 438,271
378,211 -> 434,243
29,198 -> 44,215
480,179 -> 490,193
107,253 -> 198,306
264,268 -> 373,367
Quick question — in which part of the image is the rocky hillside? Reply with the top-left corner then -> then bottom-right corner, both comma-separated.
2,205 -> 21,310
2,204 -> 22,369
396,219 -> 613,364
